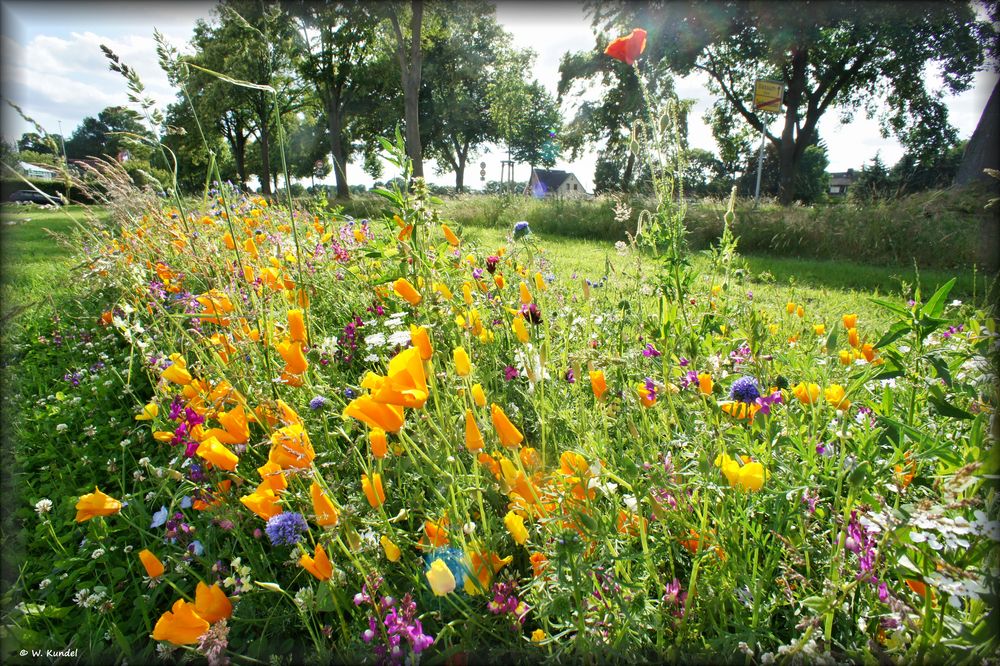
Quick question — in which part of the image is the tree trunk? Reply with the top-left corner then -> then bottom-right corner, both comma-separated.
326,97 -> 350,199
623,151 -> 635,191
259,127 -> 272,197
234,134 -> 248,189
390,1 -> 424,180
454,141 -> 469,193
778,48 -> 809,205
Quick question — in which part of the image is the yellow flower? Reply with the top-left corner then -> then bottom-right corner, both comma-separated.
590,370 -> 608,400
465,410 -> 485,451
843,313 -> 858,329
471,383 -> 487,408
519,282 -> 532,305
813,324 -> 826,336
381,535 -> 402,562
152,599 -> 209,645
161,354 -> 192,385
276,339 -> 308,375
135,401 -> 158,421
362,346 -> 429,408
410,325 -> 433,360
491,403 -> 524,448
300,543 -> 333,580
393,278 -> 422,306
75,487 -> 122,522
714,453 -> 766,491
512,315 -> 530,343
534,272 -> 546,292
792,382 -> 821,404
532,629 -> 546,643
786,301 -> 796,315
504,510 -> 529,545
453,347 -> 472,377
839,350 -> 853,366
824,384 -> 851,411
426,558 -> 456,596
796,305 -> 805,318
462,282 -> 473,305
310,481 -> 340,527
138,549 -> 165,578
362,473 -> 386,508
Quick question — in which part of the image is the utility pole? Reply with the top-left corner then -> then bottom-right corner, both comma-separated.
57,120 -> 68,164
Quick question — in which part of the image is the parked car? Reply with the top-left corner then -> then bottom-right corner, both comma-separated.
7,189 -> 61,205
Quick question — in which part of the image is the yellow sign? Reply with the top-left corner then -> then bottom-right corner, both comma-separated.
754,80 -> 784,113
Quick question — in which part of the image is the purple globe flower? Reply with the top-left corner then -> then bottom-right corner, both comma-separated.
513,221 -> 531,239
265,512 -> 308,546
729,376 -> 761,404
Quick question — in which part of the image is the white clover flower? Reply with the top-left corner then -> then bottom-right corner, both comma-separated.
55,423 -> 69,433
39,578 -> 51,590
91,548 -> 106,559
34,499 -> 53,514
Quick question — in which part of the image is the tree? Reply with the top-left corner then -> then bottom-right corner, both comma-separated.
387,0 -> 426,179
737,138 -> 830,204
591,1 -> 996,205
955,77 -> 999,188
65,106 -> 151,160
849,154 -> 896,204
891,140 -> 965,194
17,132 -> 59,155
508,82 -> 561,169
559,36 -> 676,193
286,1 -> 386,199
683,148 -> 729,198
420,1 -> 516,192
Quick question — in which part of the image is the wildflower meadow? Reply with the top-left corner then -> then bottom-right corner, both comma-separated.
2,20 -> 999,666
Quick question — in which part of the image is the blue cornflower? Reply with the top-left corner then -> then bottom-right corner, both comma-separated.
265,512 -> 308,546
309,396 -> 328,411
513,221 -> 531,239
729,376 -> 761,404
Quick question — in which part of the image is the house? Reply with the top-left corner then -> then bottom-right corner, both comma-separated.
828,169 -> 858,196
18,161 -> 57,180
524,168 -> 590,199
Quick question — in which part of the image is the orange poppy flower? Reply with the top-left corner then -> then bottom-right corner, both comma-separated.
490,403 -> 524,448
362,473 -> 386,508
288,309 -> 307,344
194,582 -> 232,624
276,339 -> 308,375
300,543 -> 333,580
240,484 -> 283,520
343,395 -> 406,433
196,436 -> 239,472
465,410 -> 485,451
139,549 -> 165,578
410,325 -> 433,360
361,346 -> 429,408
605,28 -> 647,66
590,370 -> 608,401
311,481 -> 340,527
268,423 -> 315,469
152,599 -> 209,645
393,278 -> 422,306
75,486 -> 122,522
370,428 -> 388,459
442,224 -> 460,246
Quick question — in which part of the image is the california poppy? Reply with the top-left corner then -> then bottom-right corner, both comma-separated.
410,325 -> 433,360
605,28 -> 647,66
393,278 -> 422,306
491,403 -> 524,448
454,347 -> 472,377
512,316 -> 530,343
442,224 -> 460,246
139,549 -> 165,578
311,481 -> 340,527
370,428 -> 388,459
75,487 -> 122,522
194,582 -> 232,624
288,309 -> 307,344
426,559 -> 456,596
343,395 -> 406,433
240,484 -> 283,520
362,473 -> 386,508
196,436 -> 239,472
152,599 -> 209,645
590,370 -> 608,400
504,510 -> 529,545
300,543 -> 333,580
465,409 -> 485,451
268,423 -> 315,469
381,535 -> 401,562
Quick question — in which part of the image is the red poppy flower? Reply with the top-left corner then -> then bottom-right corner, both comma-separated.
605,28 -> 647,66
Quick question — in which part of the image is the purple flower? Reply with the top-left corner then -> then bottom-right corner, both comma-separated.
265,512 -> 308,546
485,256 -> 500,274
642,343 -> 661,358
729,376 -> 761,403
755,390 -> 783,415
644,377 -> 657,401
521,302 -> 542,325
513,221 -> 531,239
472,267 -> 485,280
504,366 -> 519,381
565,367 -> 575,383
309,396 -> 328,411
678,357 -> 690,367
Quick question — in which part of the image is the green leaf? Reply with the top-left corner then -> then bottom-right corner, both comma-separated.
869,297 -> 911,318
926,355 -> 952,386
825,328 -> 838,351
920,278 -> 956,320
873,321 -> 911,349
928,393 -> 974,421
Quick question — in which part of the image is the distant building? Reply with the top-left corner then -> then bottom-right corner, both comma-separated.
524,168 -> 589,199
828,169 -> 858,196
18,161 -> 57,180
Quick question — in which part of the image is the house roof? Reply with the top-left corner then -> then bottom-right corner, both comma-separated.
828,170 -> 858,186
19,161 -> 56,174
531,169 -> 571,192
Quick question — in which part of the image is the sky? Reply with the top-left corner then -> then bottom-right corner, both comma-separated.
1,0 -> 996,193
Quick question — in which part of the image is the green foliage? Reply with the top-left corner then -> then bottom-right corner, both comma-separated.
590,1 -> 997,204
65,106 -> 152,161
